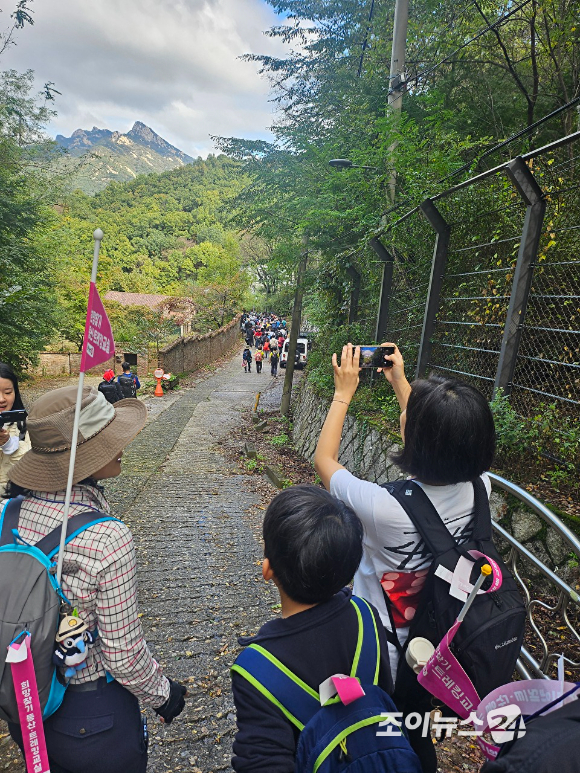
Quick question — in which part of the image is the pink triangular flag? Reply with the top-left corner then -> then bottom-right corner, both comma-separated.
80,283 -> 115,372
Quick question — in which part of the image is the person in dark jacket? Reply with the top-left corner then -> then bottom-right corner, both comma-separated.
117,362 -> 140,398
242,348 -> 253,373
98,370 -> 124,404
231,485 -> 393,773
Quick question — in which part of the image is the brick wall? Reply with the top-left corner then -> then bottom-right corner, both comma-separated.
158,315 -> 242,375
32,346 -> 150,377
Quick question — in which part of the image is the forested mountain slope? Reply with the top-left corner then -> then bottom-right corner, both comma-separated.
54,121 -> 194,194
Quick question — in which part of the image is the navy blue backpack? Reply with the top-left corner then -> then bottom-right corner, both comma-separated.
232,595 -> 422,773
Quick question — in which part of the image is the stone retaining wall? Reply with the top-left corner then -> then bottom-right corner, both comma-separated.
292,381 -> 404,485
292,380 -> 578,581
159,315 -> 241,375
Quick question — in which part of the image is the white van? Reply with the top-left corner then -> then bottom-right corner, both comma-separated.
280,337 -> 309,369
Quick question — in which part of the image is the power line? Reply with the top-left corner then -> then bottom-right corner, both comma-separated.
408,0 -> 477,70
391,0 -> 533,95
357,0 -> 376,78
377,95 -> 580,231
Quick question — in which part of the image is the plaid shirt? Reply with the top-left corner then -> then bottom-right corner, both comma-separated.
4,484 -> 170,707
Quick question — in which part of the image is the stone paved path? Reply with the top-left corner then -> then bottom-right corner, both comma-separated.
0,351 -> 283,773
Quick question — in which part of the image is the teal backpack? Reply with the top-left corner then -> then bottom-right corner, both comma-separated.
232,595 -> 422,773
0,496 -> 118,724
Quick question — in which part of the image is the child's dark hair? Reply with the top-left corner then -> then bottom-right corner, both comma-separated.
0,362 -> 25,411
392,374 -> 495,484
121,361 -> 131,371
263,484 -> 363,605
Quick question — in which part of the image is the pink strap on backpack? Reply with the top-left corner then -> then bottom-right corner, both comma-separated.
7,634 -> 50,773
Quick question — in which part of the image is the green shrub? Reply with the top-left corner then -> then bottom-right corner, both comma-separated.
270,433 -> 290,447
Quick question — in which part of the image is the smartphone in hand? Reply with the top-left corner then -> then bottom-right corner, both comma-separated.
358,346 -> 395,369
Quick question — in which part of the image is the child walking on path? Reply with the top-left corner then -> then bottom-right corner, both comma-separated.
243,347 -> 253,373
231,485 -> 396,773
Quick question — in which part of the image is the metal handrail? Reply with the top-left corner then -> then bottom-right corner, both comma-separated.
489,472 -> 580,679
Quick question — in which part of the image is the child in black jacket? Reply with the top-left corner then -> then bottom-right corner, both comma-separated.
231,485 -> 393,773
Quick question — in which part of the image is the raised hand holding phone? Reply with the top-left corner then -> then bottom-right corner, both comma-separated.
376,343 -> 411,412
332,343 -> 361,404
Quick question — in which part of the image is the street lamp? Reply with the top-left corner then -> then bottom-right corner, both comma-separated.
328,159 -> 378,171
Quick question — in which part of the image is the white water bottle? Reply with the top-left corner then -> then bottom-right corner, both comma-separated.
405,637 -> 435,674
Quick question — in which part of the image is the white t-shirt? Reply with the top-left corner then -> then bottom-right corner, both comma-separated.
330,468 -> 492,673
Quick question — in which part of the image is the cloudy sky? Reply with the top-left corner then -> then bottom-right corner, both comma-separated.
2,0 -> 288,156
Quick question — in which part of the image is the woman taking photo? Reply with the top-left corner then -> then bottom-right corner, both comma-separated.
314,342 -> 496,772
0,362 -> 31,497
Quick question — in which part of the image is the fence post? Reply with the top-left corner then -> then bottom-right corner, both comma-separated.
370,237 -> 395,342
415,198 -> 451,379
346,265 -> 361,324
493,157 -> 546,398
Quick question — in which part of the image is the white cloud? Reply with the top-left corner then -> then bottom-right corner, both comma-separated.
2,0 -> 286,155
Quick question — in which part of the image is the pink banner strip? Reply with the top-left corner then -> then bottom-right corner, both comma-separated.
7,636 -> 50,773
475,678 -> 579,761
418,620 -> 480,719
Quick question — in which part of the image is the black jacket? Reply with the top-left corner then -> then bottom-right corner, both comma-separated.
231,588 -> 393,773
480,698 -> 580,773
98,380 -> 124,404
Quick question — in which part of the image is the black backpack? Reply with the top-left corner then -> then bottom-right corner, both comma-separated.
382,478 -> 526,711
98,381 -> 122,404
118,374 -> 137,398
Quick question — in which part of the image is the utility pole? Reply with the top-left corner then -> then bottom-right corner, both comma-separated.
386,0 -> 409,203
280,234 -> 308,417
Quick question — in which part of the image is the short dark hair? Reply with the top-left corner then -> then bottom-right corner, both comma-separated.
121,361 -> 131,371
0,362 -> 25,411
391,374 -> 495,484
263,484 -> 363,605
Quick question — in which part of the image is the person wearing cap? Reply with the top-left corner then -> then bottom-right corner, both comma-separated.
4,385 -> 187,773
97,369 -> 124,405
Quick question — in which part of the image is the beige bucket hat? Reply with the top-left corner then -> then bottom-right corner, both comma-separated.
9,385 -> 147,492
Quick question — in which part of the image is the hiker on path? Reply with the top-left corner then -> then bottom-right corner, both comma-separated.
117,361 -> 140,398
255,348 -> 264,374
231,486 -> 398,773
270,349 -> 279,377
98,369 -> 124,405
243,348 -> 253,373
314,343 -> 496,773
0,362 -> 30,498
4,386 -> 187,773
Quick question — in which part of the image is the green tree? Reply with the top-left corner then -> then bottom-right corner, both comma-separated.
0,137 -> 57,372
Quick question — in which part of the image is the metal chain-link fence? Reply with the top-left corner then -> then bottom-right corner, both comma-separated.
384,132 -> 579,468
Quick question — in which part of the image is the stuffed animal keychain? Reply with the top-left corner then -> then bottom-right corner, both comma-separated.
53,607 -> 98,678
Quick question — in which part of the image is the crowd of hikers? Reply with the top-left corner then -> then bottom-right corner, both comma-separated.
0,337 -> 575,773
241,312 -> 288,377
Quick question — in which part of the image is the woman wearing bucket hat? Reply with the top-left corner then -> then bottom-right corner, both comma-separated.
3,385 -> 187,773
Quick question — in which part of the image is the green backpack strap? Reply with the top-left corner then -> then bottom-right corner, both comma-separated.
232,644 -> 320,730
349,595 -> 381,685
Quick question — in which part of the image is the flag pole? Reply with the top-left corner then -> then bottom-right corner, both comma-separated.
456,564 -> 491,623
56,229 -> 104,585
